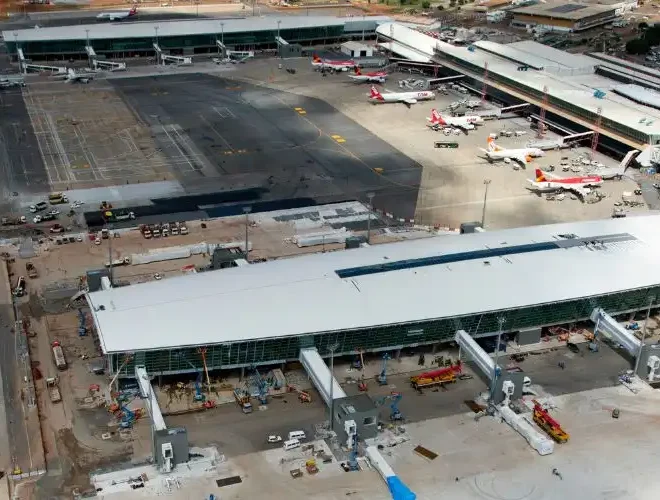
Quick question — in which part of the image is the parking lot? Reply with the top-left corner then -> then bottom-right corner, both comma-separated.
21,83 -> 173,191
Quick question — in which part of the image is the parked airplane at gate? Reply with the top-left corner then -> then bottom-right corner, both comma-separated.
588,149 -> 640,180
479,137 -> 544,167
348,66 -> 388,83
65,68 -> 95,83
527,168 -> 603,198
426,109 -> 483,132
96,6 -> 137,21
311,55 -> 354,72
368,86 -> 435,106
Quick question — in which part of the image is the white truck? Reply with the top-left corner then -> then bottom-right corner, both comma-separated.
46,377 -> 62,403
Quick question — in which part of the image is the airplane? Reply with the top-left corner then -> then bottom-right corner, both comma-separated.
0,77 -> 25,89
426,108 -> 484,132
368,86 -> 435,106
527,168 -> 603,198
479,137 -> 544,167
96,6 -> 137,21
588,149 -> 640,180
348,66 -> 387,83
311,54 -> 355,72
65,68 -> 95,84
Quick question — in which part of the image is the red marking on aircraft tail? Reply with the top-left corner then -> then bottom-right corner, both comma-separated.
370,86 -> 383,100
535,169 -> 546,182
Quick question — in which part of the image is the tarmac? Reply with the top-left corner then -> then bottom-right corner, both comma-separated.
111,73 -> 422,220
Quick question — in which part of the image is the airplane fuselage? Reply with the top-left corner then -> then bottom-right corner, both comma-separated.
370,90 -> 435,104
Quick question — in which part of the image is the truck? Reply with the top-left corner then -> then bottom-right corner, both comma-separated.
1,216 -> 26,226
233,388 -> 253,414
178,222 -> 189,235
51,341 -> 67,371
25,262 -> 38,279
46,377 -> 62,403
151,224 -> 161,238
105,257 -> 131,268
104,210 -> 136,222
410,364 -> 462,390
140,225 -> 152,239
532,400 -> 569,443
48,192 -> 68,205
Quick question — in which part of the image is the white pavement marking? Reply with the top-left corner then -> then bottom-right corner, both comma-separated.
416,194 -> 532,211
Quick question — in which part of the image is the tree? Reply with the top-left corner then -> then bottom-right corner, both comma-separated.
437,4 -> 444,9
458,0 -> 465,5
422,0 -> 430,7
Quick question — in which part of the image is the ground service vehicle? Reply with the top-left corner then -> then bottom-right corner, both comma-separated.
1,216 -> 26,226
29,202 -> 48,213
25,262 -> 38,279
49,193 -> 68,204
140,225 -> 152,239
52,341 -> 67,370
233,389 -> 253,413
13,276 -> 26,297
46,377 -> 62,403
533,400 -> 569,443
104,210 -> 135,222
410,364 -> 462,389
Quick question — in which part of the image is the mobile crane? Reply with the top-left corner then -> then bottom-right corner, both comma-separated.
532,400 -> 569,443
409,362 -> 462,390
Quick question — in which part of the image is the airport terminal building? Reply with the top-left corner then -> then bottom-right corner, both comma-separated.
87,216 -> 660,378
3,15 -> 388,59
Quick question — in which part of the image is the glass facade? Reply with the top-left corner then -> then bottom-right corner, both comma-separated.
438,52 -> 657,145
109,285 -> 660,377
5,25 -> 345,57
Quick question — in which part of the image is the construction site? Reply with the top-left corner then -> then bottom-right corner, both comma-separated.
3,5 -> 660,499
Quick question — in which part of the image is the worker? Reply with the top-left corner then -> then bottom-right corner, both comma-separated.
558,361 -> 565,370
552,468 -> 563,480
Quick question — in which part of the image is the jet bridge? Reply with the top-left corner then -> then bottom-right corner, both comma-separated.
299,347 -> 347,407
454,330 -> 553,455
153,43 -> 192,66
135,365 -> 189,473
591,308 -> 660,381
92,60 -> 126,71
18,48 -> 66,75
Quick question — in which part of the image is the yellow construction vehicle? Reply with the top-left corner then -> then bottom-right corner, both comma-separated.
533,400 -> 569,443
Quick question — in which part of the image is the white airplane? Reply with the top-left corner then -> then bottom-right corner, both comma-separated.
368,86 -> 435,106
479,137 -> 544,167
96,6 -> 137,21
348,66 -> 387,83
527,168 -> 603,198
311,54 -> 355,72
65,68 -> 95,83
588,149 -> 640,180
426,109 -> 484,132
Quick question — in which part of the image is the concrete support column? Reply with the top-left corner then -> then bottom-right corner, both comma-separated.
240,366 -> 245,381
396,349 -> 401,361
431,344 -> 438,355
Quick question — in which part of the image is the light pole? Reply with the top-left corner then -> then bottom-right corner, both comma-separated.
366,192 -> 375,243
221,22 -> 225,45
634,296 -> 655,375
243,206 -> 252,261
277,20 -> 281,40
13,33 -> 20,73
328,342 -> 340,430
154,26 -> 160,65
481,179 -> 491,228
489,317 -> 505,405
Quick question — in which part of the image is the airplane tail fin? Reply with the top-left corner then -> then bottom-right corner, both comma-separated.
354,66 -> 362,75
428,109 -> 444,124
370,86 -> 383,99
535,168 -> 546,182
129,5 -> 137,14
312,54 -> 321,63
618,149 -> 640,174
487,137 -> 498,152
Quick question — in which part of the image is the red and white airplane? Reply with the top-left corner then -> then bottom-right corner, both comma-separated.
311,55 -> 355,72
368,86 -> 435,106
348,66 -> 388,83
96,6 -> 137,21
479,137 -> 544,167
426,108 -> 484,132
528,168 -> 603,198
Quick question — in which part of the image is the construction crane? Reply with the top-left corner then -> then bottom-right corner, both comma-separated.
537,85 -> 549,138
532,400 -> 569,443
120,406 -> 136,428
251,366 -> 268,405
377,353 -> 390,386
193,371 -> 205,402
481,61 -> 489,105
591,106 -> 602,156
409,363 -> 462,390
376,392 -> 404,421
347,431 -> 359,471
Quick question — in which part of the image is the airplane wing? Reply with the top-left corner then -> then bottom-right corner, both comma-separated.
511,154 -> 528,167
402,98 -> 418,105
568,186 -> 589,198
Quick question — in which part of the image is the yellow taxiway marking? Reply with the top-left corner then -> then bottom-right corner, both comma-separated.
294,107 -> 307,115
331,135 -> 346,143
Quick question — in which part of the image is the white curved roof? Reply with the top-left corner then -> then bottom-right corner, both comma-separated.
613,85 -> 660,111
376,22 -> 437,59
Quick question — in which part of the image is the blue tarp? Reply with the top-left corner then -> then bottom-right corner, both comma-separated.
386,476 -> 416,500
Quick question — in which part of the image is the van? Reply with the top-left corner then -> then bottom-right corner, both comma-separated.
283,439 -> 301,451
288,430 -> 306,441
29,201 -> 48,213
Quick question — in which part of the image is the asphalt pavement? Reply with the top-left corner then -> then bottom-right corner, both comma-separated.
109,73 -> 421,222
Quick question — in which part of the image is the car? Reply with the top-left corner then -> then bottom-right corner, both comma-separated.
49,224 -> 64,234
567,342 -> 580,354
70,201 -> 83,209
154,273 -> 163,281
267,435 -> 282,443
653,183 -> 660,190
48,209 -> 60,216
33,215 -> 42,223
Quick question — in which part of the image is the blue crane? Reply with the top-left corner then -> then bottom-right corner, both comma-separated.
378,353 -> 391,386
120,406 -> 135,428
389,392 -> 403,422
193,371 -> 205,402
251,366 -> 268,405
347,432 -> 359,471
